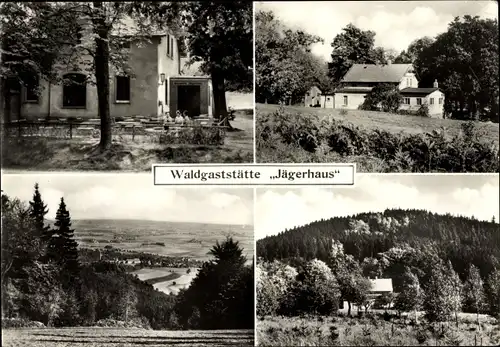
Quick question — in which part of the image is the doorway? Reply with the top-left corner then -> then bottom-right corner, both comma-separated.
177,85 -> 201,118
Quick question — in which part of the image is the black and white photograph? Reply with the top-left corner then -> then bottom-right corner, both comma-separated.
255,1 -> 499,173
256,174 -> 500,346
0,1 -> 254,171
1,174 -> 255,346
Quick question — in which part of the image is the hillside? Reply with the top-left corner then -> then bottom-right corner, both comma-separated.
257,103 -> 499,146
257,208 -> 499,290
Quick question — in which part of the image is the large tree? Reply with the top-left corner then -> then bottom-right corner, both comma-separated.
464,264 -> 486,324
28,183 -> 51,245
395,267 -> 423,323
180,1 -> 252,127
415,16 -> 499,121
51,198 -> 79,279
255,10 -> 325,105
328,23 -> 386,86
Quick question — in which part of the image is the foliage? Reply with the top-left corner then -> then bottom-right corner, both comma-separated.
174,236 -> 253,330
394,267 -> 423,319
485,268 -> 500,318
181,1 -> 252,123
416,104 -> 430,117
463,264 -> 486,317
413,16 -> 499,122
328,23 -> 387,85
256,106 -> 500,172
360,83 -> 403,112
255,10 -> 326,104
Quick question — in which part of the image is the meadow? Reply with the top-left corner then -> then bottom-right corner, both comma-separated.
132,267 -> 200,295
257,314 -> 500,346
256,103 -> 499,172
2,328 -> 254,347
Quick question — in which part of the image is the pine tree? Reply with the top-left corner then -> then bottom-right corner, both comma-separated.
464,264 -> 486,325
446,261 -> 463,327
424,260 -> 458,322
29,183 -> 51,244
52,198 -> 79,279
485,268 -> 500,318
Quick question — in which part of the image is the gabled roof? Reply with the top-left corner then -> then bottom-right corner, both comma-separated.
342,64 -> 413,83
369,278 -> 393,292
400,87 -> 440,96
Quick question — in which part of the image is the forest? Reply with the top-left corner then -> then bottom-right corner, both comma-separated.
256,9 -> 499,122
257,209 -> 500,345
1,184 -> 254,330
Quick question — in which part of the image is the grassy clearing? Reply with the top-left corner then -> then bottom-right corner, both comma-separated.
2,327 -> 254,347
256,103 -> 499,172
258,104 -> 499,144
1,110 -> 254,171
257,314 -> 500,346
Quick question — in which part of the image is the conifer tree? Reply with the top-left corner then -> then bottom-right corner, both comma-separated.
52,198 -> 79,278
485,268 -> 500,318
464,264 -> 486,325
29,183 -> 51,243
424,260 -> 455,322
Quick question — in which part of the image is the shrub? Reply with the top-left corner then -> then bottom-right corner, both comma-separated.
416,104 -> 430,117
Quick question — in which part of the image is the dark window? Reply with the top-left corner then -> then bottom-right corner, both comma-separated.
116,76 -> 130,102
170,37 -> 174,58
417,98 -> 422,105
166,34 -> 170,56
343,95 -> 348,106
430,98 -> 434,105
63,73 -> 86,108
25,76 -> 39,102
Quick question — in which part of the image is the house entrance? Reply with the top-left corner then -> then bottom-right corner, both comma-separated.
177,85 -> 201,118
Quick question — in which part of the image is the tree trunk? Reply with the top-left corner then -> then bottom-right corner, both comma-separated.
93,1 -> 112,152
347,301 -> 351,317
211,68 -> 231,128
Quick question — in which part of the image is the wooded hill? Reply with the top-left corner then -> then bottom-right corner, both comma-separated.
257,209 -> 499,291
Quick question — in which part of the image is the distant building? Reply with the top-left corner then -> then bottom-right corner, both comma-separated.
340,278 -> 394,311
399,80 -> 445,118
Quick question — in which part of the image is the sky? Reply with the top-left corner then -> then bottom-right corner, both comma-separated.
255,174 -> 499,240
256,1 -> 499,61
1,173 -> 254,226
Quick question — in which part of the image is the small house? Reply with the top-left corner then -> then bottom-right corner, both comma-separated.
340,278 -> 394,311
304,86 -> 334,108
399,80 -> 445,118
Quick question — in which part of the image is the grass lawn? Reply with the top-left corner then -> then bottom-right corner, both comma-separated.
257,103 -> 499,146
1,110 -> 254,171
257,314 -> 499,346
2,327 -> 254,347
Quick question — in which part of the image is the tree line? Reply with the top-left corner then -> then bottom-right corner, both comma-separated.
0,1 -> 252,150
1,184 -> 254,330
256,9 -> 499,122
257,208 -> 500,319
258,239 -> 500,323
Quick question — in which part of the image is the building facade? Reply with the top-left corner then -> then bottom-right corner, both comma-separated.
2,25 -> 213,122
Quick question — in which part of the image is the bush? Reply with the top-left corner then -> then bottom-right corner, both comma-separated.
416,104 -> 430,117
256,107 -> 499,172
2,318 -> 46,329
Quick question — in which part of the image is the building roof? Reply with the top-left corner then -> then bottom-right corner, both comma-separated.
369,278 -> 393,292
342,64 -> 413,83
400,87 -> 440,96
336,86 -> 373,93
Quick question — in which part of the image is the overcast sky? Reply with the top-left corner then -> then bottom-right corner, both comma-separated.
256,174 -> 499,240
1,174 -> 253,225
256,1 -> 499,61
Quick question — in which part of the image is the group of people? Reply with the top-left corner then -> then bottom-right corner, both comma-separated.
164,110 -> 194,125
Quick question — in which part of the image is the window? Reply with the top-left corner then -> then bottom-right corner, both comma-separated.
115,76 -> 130,102
63,73 -> 86,108
430,98 -> 434,105
170,37 -> 174,58
404,97 -> 410,105
343,95 -> 348,106
25,75 -> 39,103
166,34 -> 170,56
410,79 -> 413,87
439,98 -> 443,105
416,98 -> 422,105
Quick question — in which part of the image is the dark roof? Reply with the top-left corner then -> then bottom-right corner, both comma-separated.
343,64 -> 413,83
400,87 -> 440,96
335,86 -> 373,93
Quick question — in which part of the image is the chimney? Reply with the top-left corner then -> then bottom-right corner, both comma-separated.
433,79 -> 438,88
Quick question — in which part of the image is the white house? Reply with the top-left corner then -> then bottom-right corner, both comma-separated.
340,278 -> 394,312
399,81 -> 445,118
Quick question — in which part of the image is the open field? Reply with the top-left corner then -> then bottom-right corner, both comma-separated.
2,328 -> 254,347
71,219 -> 254,261
132,267 -> 201,295
257,103 -> 499,145
257,314 -> 500,346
